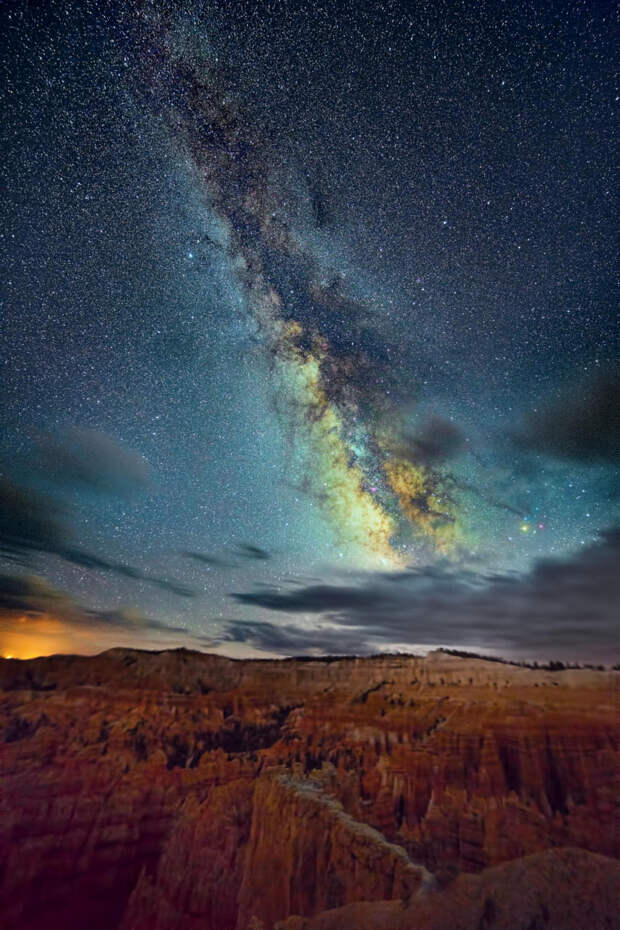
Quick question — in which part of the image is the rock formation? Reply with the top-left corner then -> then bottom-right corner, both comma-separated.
0,648 -> 618,929
276,847 -> 620,930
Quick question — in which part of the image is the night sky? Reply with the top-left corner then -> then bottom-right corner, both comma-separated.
1,0 -> 618,661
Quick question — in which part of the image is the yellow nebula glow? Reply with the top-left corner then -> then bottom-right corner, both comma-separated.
252,285 -> 462,567
383,459 -> 458,554
274,343 -> 403,568
295,362 -> 397,561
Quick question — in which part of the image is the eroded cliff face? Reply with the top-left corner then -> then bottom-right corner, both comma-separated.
119,779 -> 254,930
0,648 -> 618,930
275,847 -> 620,930
235,774 -> 431,930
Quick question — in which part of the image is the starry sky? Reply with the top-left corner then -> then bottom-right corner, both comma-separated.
1,0 -> 618,661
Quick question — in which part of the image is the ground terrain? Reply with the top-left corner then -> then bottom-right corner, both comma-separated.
0,648 -> 618,929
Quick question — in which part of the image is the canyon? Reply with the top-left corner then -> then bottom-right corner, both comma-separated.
0,648 -> 618,929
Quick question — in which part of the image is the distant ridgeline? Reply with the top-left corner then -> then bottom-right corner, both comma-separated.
437,648 -> 610,671
282,649 -> 612,670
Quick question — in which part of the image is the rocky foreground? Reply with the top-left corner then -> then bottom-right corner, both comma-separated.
0,648 -> 618,930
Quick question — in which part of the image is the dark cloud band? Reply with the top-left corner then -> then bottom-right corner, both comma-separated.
0,478 -> 195,598
228,528 -> 620,659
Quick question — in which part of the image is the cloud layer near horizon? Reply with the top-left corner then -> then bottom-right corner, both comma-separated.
226,527 -> 620,660
0,571 -> 205,659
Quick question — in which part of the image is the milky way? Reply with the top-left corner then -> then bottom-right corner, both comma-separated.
136,9 -> 470,568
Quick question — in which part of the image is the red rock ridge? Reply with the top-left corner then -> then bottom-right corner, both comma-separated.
276,847 -> 620,930
0,648 -> 617,929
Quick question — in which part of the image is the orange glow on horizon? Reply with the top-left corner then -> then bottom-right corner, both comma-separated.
0,610 -> 211,660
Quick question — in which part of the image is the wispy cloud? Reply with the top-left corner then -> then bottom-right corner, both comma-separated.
227,528 -> 620,660
513,366 -> 620,465
0,572 -> 201,659
33,427 -> 151,494
0,478 -> 195,596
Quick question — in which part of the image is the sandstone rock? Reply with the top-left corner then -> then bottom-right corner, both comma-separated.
235,772 -> 430,930
0,649 -> 617,930
274,847 -> 620,930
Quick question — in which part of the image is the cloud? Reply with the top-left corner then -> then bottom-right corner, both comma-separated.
514,367 -> 620,465
0,478 -> 195,597
234,581 -> 389,612
234,543 -> 271,561
0,572 -> 199,659
0,573 -> 77,617
35,428 -> 150,494
228,529 -> 620,660
222,619 -> 369,655
84,607 -> 194,635
395,416 -> 466,466
0,573 -> 186,632
182,550 -> 231,568
0,478 -> 66,564
181,545 -> 271,569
